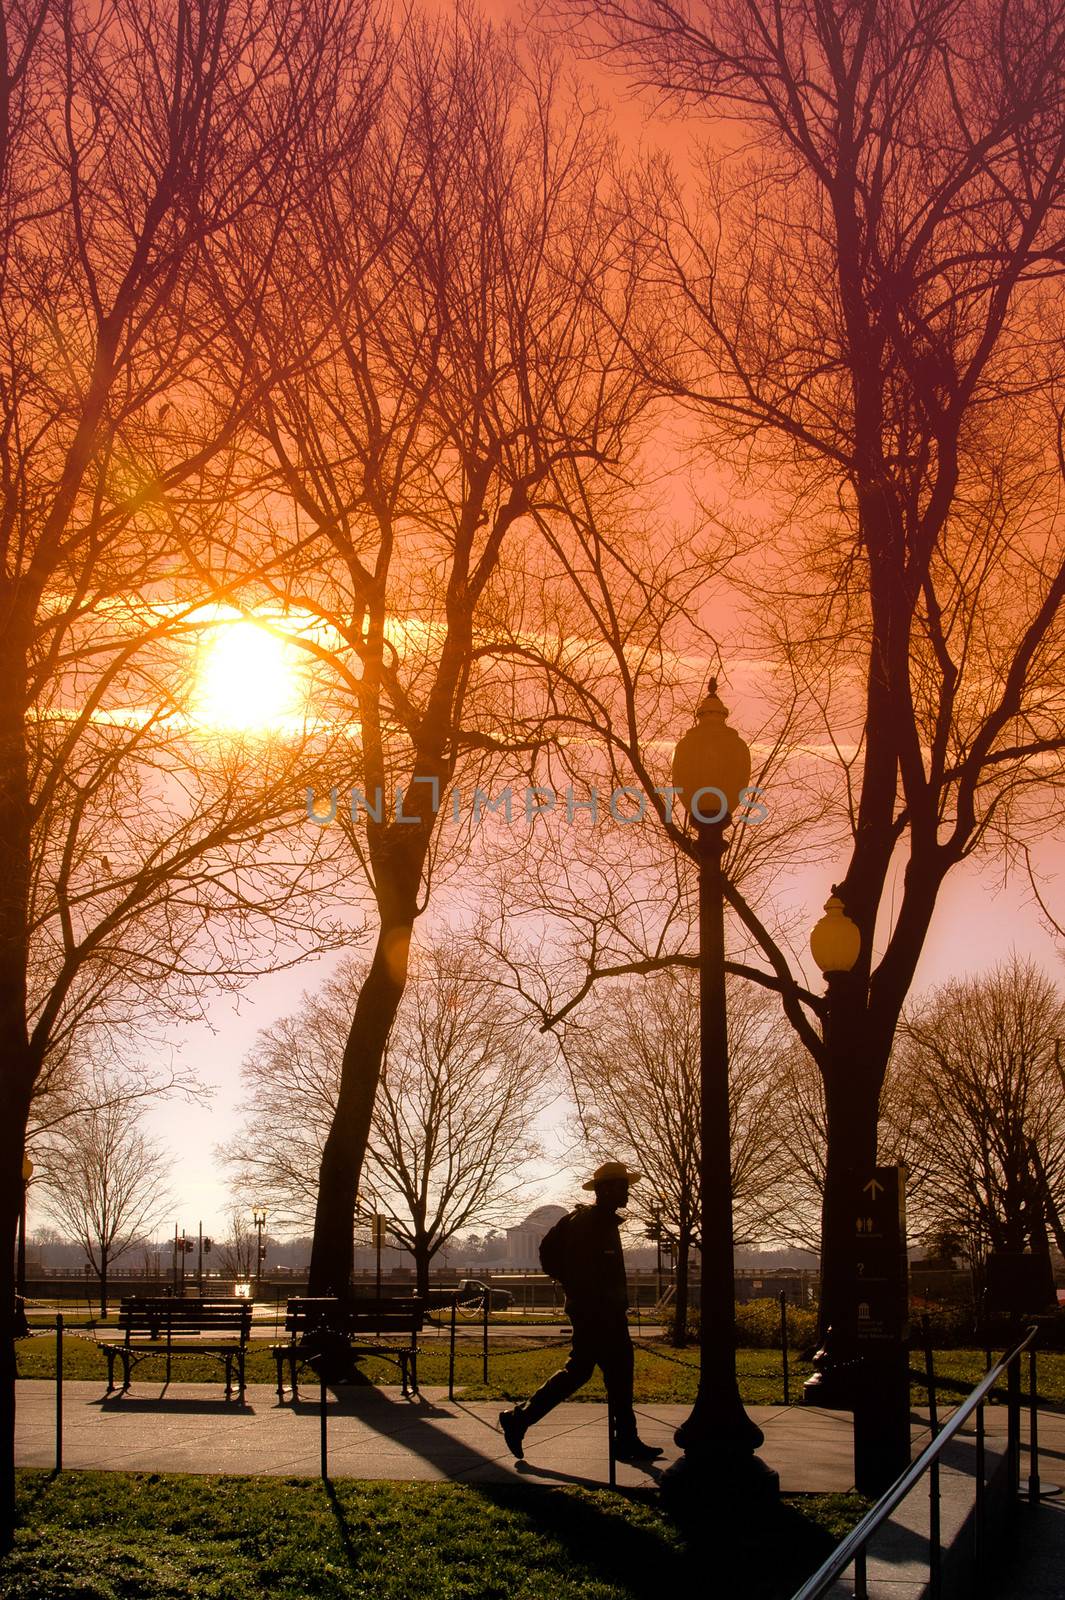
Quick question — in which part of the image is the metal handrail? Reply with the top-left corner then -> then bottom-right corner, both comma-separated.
791,1323 -> 1039,1600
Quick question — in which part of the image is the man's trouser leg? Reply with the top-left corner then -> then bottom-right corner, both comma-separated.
516,1321 -> 597,1429
598,1316 -> 638,1444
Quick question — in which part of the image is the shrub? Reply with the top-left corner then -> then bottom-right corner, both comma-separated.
686,1299 -> 818,1350
909,1296 -> 978,1349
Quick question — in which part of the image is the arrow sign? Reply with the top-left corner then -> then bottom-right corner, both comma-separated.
863,1178 -> 885,1198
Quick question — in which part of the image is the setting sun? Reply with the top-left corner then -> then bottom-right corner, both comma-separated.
195,620 -> 304,732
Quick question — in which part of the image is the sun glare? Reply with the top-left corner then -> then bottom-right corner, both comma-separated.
195,620 -> 304,732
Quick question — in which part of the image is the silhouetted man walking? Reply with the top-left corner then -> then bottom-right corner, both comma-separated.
499,1161 -> 662,1465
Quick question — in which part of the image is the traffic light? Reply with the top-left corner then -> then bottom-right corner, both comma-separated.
203,1238 -> 212,1254
646,1222 -> 662,1242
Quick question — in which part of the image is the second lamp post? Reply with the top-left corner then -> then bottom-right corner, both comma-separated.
666,679 -> 776,1496
252,1206 -> 267,1297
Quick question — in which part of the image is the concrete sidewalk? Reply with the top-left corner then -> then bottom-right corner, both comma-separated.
14,1380 -> 860,1491
16,1380 -> 1065,1597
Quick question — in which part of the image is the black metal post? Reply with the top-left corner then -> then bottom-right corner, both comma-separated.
320,1375 -> 328,1479
198,1221 -> 203,1295
666,821 -> 773,1493
854,1546 -> 868,1600
974,1401 -> 986,1574
482,1289 -> 489,1384
924,1316 -> 941,1599
448,1296 -> 456,1401
608,1400 -> 616,1487
55,1313 -> 63,1471
780,1291 -> 790,1405
1007,1339 -> 1021,1501
1028,1347 -> 1041,1505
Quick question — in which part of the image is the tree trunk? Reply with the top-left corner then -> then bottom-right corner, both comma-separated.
308,913 -> 414,1295
0,1069 -> 33,1555
672,1230 -> 691,1347
817,978 -> 882,1344
0,627 -> 34,1551
0,1156 -> 22,1554
100,1243 -> 108,1320
414,1238 -> 431,1300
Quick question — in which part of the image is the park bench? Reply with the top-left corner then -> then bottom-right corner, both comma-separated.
272,1296 -> 430,1400
100,1296 -> 253,1400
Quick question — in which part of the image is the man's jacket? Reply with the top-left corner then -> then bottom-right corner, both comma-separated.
538,1204 -> 628,1319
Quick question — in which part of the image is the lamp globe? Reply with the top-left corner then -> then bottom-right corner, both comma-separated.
810,892 -> 861,975
671,679 -> 751,823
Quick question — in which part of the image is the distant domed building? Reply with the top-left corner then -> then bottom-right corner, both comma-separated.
505,1204 -> 568,1267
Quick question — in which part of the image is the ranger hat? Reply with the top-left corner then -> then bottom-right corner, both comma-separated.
582,1160 -> 642,1191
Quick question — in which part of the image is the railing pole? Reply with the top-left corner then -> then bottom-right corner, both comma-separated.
854,1545 -> 868,1600
448,1296 -> 456,1402
1028,1346 -> 1041,1505
923,1316 -> 941,1599
1006,1336 -> 1021,1501
55,1312 -> 63,1472
974,1401 -> 986,1579
780,1291 -> 790,1405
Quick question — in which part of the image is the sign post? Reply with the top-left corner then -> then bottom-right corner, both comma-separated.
848,1164 -> 911,1495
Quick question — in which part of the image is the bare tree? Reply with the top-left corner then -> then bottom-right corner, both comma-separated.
226,942 -> 552,1292
216,1207 -> 258,1282
36,1096 -> 172,1316
223,982 -> 349,1234
367,941 -> 551,1295
536,0 -> 1065,1342
561,968 -> 790,1341
0,0 -> 384,1537
216,7 -> 657,1295
885,959 -> 1065,1275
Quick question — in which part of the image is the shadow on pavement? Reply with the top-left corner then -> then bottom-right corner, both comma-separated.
95,1394 -> 253,1414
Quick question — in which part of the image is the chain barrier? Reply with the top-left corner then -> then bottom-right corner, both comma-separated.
630,1338 -> 700,1370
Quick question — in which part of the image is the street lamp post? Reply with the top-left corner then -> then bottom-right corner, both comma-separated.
664,679 -> 777,1499
252,1206 -> 267,1298
15,1155 -> 33,1338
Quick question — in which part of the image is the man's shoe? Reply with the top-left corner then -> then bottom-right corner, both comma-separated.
499,1408 -> 526,1460
613,1438 -> 663,1464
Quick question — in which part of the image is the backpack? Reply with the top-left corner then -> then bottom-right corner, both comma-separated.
538,1212 -> 573,1283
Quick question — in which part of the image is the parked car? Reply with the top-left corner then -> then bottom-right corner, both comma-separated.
455,1278 -> 513,1310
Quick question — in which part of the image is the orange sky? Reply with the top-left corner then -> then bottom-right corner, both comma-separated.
28,1 -> 1065,1244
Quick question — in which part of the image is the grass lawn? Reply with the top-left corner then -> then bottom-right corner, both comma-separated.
13,1331 -> 802,1402
4,1470 -> 868,1600
16,1330 -> 1065,1407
